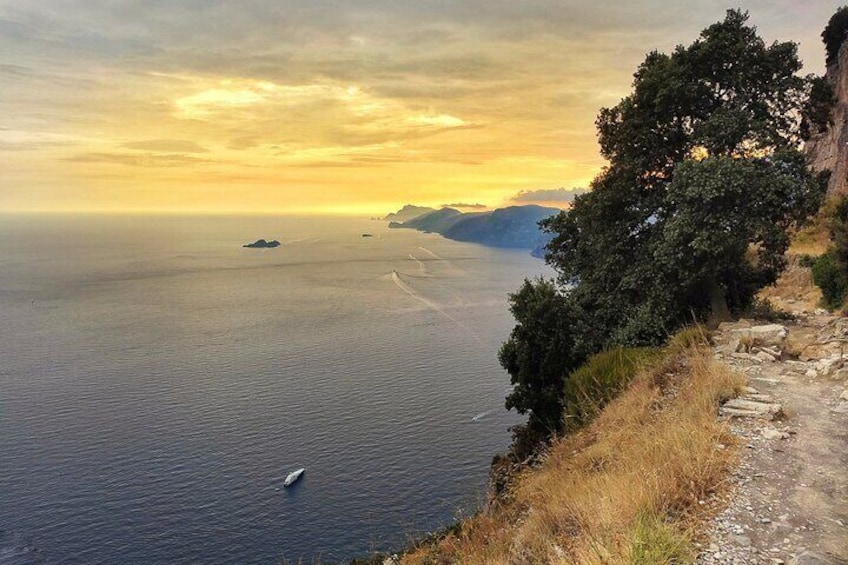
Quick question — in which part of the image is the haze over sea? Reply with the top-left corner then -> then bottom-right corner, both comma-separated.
0,214 -> 550,564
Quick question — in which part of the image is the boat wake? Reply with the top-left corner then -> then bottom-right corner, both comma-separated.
390,270 -> 484,345
417,246 -> 442,259
471,410 -> 493,422
407,254 -> 428,276
417,246 -> 467,274
391,270 -> 454,320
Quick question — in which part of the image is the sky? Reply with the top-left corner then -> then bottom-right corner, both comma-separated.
0,1 -> 843,215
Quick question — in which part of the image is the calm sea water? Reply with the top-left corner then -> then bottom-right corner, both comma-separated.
0,214 -> 550,564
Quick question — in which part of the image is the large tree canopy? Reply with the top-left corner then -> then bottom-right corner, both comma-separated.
597,9 -> 805,181
544,10 -> 825,343
501,10 -> 827,436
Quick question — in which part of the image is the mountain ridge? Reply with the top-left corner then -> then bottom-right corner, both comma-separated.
385,204 -> 560,252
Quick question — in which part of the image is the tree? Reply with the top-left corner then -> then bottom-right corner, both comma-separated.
657,152 -> 825,319
596,10 -> 805,185
823,6 -> 848,66
544,10 -> 824,336
498,279 -> 582,434
501,10 -> 827,440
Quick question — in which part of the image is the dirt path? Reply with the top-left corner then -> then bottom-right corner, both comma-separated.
697,315 -> 848,564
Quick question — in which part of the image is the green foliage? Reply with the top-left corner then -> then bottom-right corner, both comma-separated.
658,153 -> 825,313
810,197 -> 848,310
823,6 -> 848,66
629,513 -> 694,565
595,9 -> 805,183
499,279 -> 584,434
666,325 -> 711,351
739,298 -> 794,322
562,347 -> 659,433
503,10 -> 827,443
801,76 -> 835,140
542,10 -> 825,343
811,250 -> 848,309
826,196 -> 848,265
797,254 -> 818,269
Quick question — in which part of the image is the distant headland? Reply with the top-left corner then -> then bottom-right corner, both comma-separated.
382,204 -> 437,223
384,204 -> 560,256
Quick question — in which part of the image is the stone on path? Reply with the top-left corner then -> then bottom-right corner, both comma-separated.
721,397 -> 784,420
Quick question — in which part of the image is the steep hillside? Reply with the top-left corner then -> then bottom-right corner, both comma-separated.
398,339 -> 745,564
388,205 -> 559,251
383,205 -> 436,222
807,40 -> 848,196
444,205 -> 558,249
389,207 -> 468,233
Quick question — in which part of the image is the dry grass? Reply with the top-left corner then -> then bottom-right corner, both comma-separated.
756,212 -> 828,312
788,215 -> 829,257
402,345 -> 744,565
758,258 -> 822,313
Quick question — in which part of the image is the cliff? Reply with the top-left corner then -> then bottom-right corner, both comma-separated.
392,207 -> 467,233
807,41 -> 848,195
387,205 -> 559,251
383,205 -> 436,222
444,205 -> 558,249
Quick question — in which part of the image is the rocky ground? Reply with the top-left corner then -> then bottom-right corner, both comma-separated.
696,313 -> 848,565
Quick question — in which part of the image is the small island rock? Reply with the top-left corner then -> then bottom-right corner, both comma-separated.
243,239 -> 281,248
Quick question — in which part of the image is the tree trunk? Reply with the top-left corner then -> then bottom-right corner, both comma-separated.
708,277 -> 732,325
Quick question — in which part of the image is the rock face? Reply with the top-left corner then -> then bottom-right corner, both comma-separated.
807,41 -> 848,196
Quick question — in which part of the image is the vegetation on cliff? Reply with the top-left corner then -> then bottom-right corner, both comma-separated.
362,9 -> 842,565
809,196 -> 848,309
500,9 -> 827,439
403,337 -> 744,564
823,6 -> 848,66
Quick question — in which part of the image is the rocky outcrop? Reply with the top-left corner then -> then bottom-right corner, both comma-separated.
807,41 -> 848,196
243,239 -> 280,248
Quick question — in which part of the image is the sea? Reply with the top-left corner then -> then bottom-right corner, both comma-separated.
0,214 -> 551,564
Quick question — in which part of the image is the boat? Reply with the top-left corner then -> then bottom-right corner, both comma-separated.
283,468 -> 305,487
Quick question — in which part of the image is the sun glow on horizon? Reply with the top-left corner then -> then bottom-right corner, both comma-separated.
0,1 -> 833,214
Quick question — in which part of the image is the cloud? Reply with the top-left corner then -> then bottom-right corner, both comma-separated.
511,187 -> 589,203
0,129 -> 80,151
442,202 -> 487,209
1,1 -> 838,212
64,152 -> 209,167
121,139 -> 209,153
166,77 -> 472,154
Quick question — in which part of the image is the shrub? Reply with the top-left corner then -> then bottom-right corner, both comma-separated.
630,513 -> 694,565
809,195 -> 848,310
666,325 -> 711,351
562,347 -> 659,433
797,254 -> 818,268
812,250 -> 848,309
740,297 -> 795,322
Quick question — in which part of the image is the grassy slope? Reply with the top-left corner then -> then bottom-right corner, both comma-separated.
758,217 -> 829,312
401,339 -> 744,565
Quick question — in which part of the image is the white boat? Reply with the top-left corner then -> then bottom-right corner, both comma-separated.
283,468 -> 305,487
